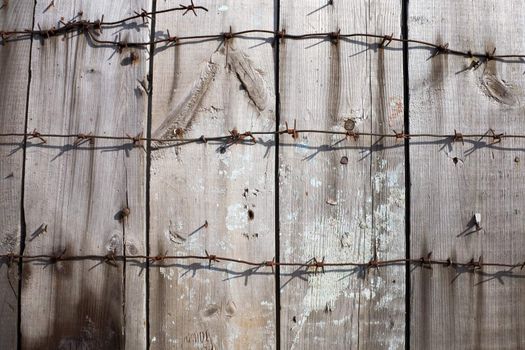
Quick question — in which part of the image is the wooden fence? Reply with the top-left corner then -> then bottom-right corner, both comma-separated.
1,1 -> 524,349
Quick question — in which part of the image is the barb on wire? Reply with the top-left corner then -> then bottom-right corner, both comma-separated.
1,252 -> 523,272
2,128 -> 525,149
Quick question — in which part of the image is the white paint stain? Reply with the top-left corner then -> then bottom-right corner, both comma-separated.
218,4 -> 229,12
287,161 -> 406,350
226,203 -> 248,231
310,178 -> 322,188
160,268 -> 175,281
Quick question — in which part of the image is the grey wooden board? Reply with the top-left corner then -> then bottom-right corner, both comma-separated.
149,1 -> 276,349
279,1 -> 405,349
409,1 -> 525,349
0,1 -> 34,349
21,1 -> 149,349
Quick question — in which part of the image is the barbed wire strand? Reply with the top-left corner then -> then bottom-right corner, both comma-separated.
0,128 -> 514,147
0,252 -> 523,272
1,4 -> 524,61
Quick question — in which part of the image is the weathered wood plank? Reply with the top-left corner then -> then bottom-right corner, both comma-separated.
21,1 -> 149,349
0,1 -> 34,349
409,1 -> 525,349
279,1 -> 405,349
149,1 -> 276,349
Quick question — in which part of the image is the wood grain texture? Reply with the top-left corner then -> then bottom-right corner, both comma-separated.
21,1 -> 149,349
149,1 -> 276,349
409,1 -> 525,349
0,1 -> 34,349
279,1 -> 405,349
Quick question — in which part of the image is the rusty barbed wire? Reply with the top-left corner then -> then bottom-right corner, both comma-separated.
0,252 -> 523,272
0,5 -> 524,61
0,3 -> 208,45
0,127 -> 518,148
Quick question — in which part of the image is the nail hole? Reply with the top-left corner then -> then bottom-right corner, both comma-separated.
340,156 -> 348,165
452,157 -> 458,164
344,118 -> 355,131
248,209 -> 254,220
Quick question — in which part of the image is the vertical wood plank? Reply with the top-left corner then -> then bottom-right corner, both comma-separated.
409,1 -> 525,348
21,1 -> 149,348
149,1 -> 276,349
279,1 -> 405,349
0,1 -> 34,349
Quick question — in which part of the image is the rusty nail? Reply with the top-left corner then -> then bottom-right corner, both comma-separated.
121,207 -> 130,217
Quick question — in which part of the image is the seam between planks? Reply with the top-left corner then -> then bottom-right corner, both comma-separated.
145,0 -> 157,349
401,1 -> 411,349
18,1 -> 37,349
274,0 -> 281,349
